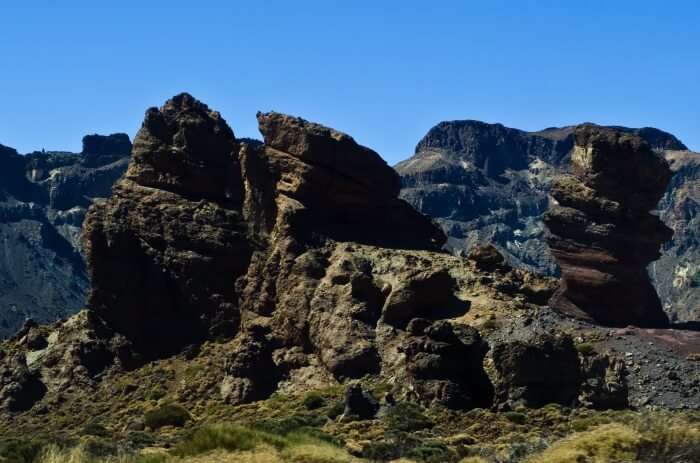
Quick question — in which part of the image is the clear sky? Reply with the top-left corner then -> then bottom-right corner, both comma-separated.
1,1 -> 698,164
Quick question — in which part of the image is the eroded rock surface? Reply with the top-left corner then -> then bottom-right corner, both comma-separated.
544,125 -> 673,327
80,94 -> 488,408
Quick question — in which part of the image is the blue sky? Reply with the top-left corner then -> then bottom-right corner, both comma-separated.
1,1 -> 698,164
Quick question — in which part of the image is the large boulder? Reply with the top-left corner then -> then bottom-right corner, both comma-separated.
543,125 -> 673,327
492,334 -> 581,409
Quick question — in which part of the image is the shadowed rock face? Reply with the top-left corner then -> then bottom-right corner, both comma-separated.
544,125 -> 673,327
84,94 -> 250,355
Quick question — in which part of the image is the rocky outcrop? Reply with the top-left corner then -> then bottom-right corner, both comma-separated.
492,334 -> 581,409
397,120 -> 699,321
491,333 -> 628,410
0,135 -> 131,337
84,94 -> 250,355
81,94 -> 494,409
543,125 -> 672,327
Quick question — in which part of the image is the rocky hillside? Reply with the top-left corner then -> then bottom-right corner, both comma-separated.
0,95 -> 698,463
396,121 -> 700,321
0,135 -> 130,337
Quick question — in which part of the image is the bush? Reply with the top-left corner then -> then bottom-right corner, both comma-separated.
0,438 -> 44,463
576,343 -> 596,357
634,414 -> 700,462
302,392 -> 326,410
172,423 -> 354,463
282,441 -> 356,463
173,424 -> 286,456
384,402 -> 433,432
326,401 -> 345,419
527,423 -> 642,462
504,411 -> 527,425
254,414 -> 327,436
144,404 -> 191,430
80,422 -> 110,438
406,443 -> 454,462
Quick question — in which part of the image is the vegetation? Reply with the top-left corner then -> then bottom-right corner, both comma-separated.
143,404 -> 190,430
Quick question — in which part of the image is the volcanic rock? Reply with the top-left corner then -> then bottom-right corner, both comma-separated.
492,334 -> 581,409
84,94 -> 250,355
80,94 -> 495,409
543,125 -> 673,327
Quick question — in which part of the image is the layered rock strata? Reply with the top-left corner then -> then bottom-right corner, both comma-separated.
543,125 -> 673,327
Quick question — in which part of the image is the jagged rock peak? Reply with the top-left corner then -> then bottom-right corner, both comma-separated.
544,124 -> 673,327
125,92 -> 240,199
257,111 -> 400,198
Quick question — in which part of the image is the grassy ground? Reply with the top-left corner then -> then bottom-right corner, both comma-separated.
3,383 -> 700,463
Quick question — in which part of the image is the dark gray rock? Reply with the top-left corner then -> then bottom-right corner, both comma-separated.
492,334 -> 581,409
0,135 -> 131,338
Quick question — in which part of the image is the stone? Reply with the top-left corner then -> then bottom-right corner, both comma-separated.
544,125 -> 673,327
578,353 -> 628,410
492,334 -> 581,409
342,383 -> 379,420
84,93 -> 251,356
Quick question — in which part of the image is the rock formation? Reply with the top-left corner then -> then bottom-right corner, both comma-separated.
397,120 -> 700,321
82,93 -> 492,408
5,94 -> 700,429
0,135 -> 131,337
543,125 -> 673,327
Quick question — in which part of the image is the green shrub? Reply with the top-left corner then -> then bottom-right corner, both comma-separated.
0,438 -> 44,463
282,441 -> 356,463
172,424 -> 286,456
326,401 -> 345,419
361,440 -> 402,461
406,443 -> 454,463
576,343 -> 596,357
254,414 -> 327,436
384,402 -> 433,432
504,411 -> 527,425
144,403 -> 191,430
80,422 -> 110,438
302,392 -> 326,410
144,385 -> 166,401
527,423 -> 641,463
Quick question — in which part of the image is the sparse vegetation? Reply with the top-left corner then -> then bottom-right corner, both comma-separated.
575,343 -> 596,357
384,402 -> 433,432
143,404 -> 190,430
302,392 -> 326,410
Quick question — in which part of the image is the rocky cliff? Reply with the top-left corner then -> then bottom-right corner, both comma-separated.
0,135 -> 130,337
396,121 -> 700,321
543,125 -> 672,327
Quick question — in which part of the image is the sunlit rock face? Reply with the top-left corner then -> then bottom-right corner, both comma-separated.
544,125 -> 673,327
